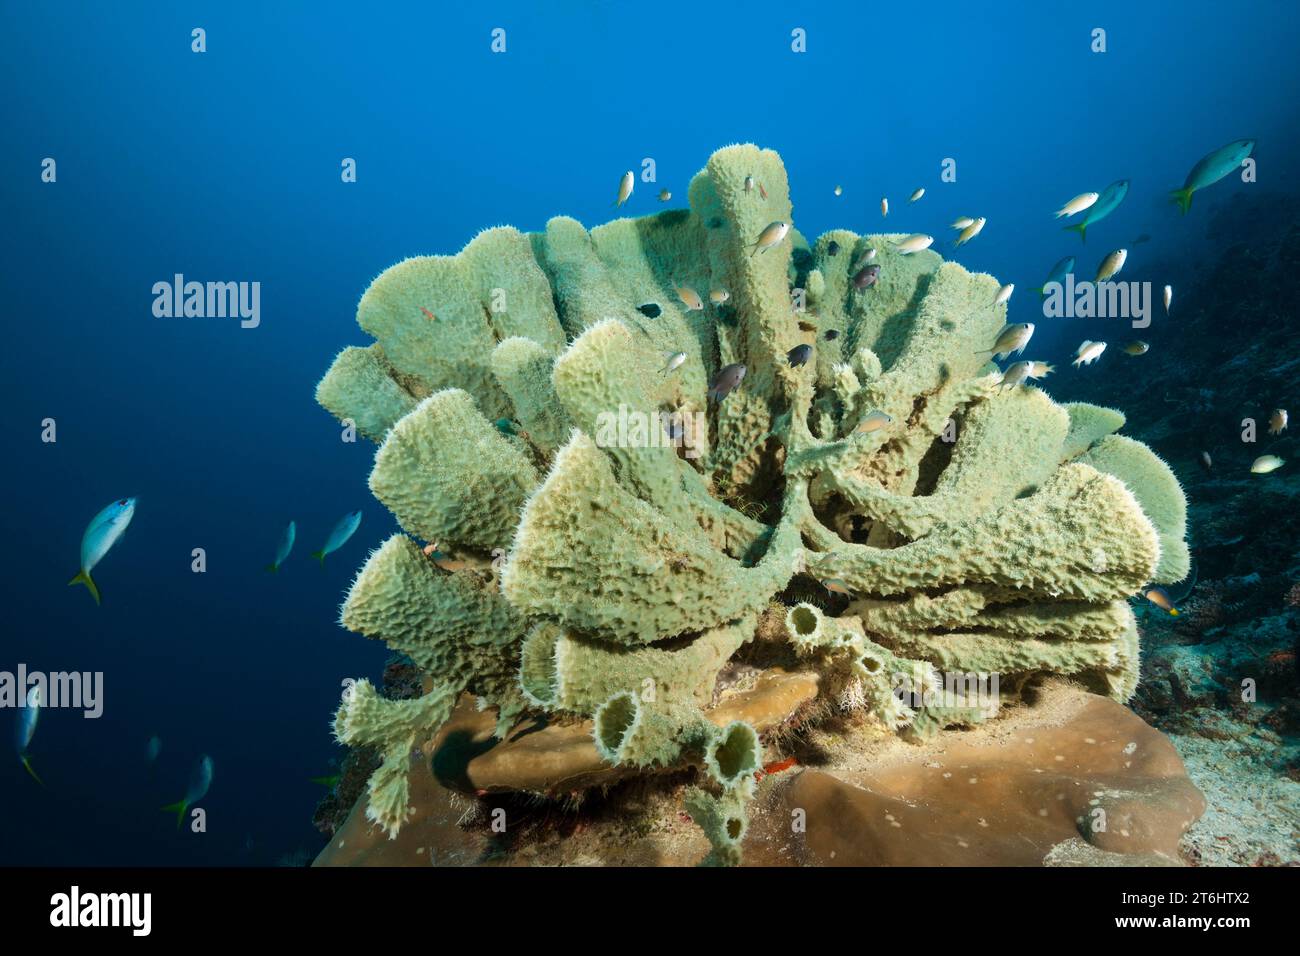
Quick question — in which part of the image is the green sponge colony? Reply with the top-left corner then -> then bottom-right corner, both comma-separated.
317,144 -> 1187,863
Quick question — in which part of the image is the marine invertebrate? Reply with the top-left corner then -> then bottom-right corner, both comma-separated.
316,144 -> 1188,861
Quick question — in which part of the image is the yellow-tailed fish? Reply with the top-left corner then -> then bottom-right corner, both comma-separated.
162,755 -> 214,830
16,685 -> 42,785
312,510 -> 362,564
69,497 -> 137,606
1143,587 -> 1179,616
1171,140 -> 1255,214
266,520 -> 295,573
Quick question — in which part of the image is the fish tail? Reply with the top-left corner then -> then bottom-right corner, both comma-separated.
1169,187 -> 1193,215
162,799 -> 188,830
311,550 -> 326,565
68,569 -> 101,606
1168,608 -> 1180,617
1063,222 -> 1086,242
20,754 -> 43,786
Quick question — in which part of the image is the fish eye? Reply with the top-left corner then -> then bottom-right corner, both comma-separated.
118,499 -> 127,506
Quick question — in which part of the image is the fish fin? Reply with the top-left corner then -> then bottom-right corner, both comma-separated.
1063,222 -> 1086,242
265,564 -> 279,574
1169,187 -> 1193,215
162,799 -> 188,830
311,550 -> 325,565
68,570 -> 101,606
20,755 -> 43,786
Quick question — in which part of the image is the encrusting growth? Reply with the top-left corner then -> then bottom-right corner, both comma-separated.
316,144 -> 1188,863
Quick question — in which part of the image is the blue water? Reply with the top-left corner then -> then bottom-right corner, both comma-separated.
2,0 -> 1297,864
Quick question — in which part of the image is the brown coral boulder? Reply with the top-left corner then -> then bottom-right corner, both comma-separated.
315,681 -> 1204,867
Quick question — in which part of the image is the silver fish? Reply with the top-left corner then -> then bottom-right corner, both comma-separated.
69,497 -> 136,605
313,511 -> 362,564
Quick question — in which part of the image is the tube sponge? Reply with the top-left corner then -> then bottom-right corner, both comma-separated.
316,143 -> 1189,848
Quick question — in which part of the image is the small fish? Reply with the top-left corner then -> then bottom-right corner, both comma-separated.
758,182 -> 768,200
1251,455 -> 1285,475
851,248 -> 877,272
68,497 -> 137,606
1199,451 -> 1213,472
1072,340 -> 1107,367
1094,249 -> 1127,282
755,756 -> 799,780
419,306 -> 437,321
658,188 -> 671,202
1171,139 -> 1255,214
999,361 -> 1054,389
827,240 -> 840,256
750,221 -> 789,256
709,288 -> 730,305
881,197 -> 889,217
312,510 -> 362,564
950,216 -> 976,230
661,351 -> 687,374
1143,587 -> 1180,616
855,410 -> 893,434
894,234 -> 933,255
708,364 -> 747,402
787,344 -> 813,368
744,175 -> 754,193
1054,192 -> 1099,219
1036,256 -> 1075,294
16,686 -> 42,785
494,417 -> 521,436
146,735 -> 162,763
637,303 -> 662,318
978,323 -> 1034,360
266,520 -> 296,573
1122,341 -> 1149,356
797,320 -> 816,332
310,774 -> 342,789
614,170 -> 634,208
953,217 -> 986,247
1064,180 -> 1129,243
1269,409 -> 1288,435
1163,285 -> 1172,313
852,264 -> 881,290
834,185 -> 843,196
1133,233 -> 1151,245
821,578 -> 854,598
162,755 -> 214,830
675,284 -> 704,311
993,283 -> 1014,307
825,329 -> 840,341
909,187 -> 925,203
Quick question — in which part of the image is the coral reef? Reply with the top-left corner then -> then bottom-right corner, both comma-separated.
315,145 -> 1189,863
1054,192 -> 1300,864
